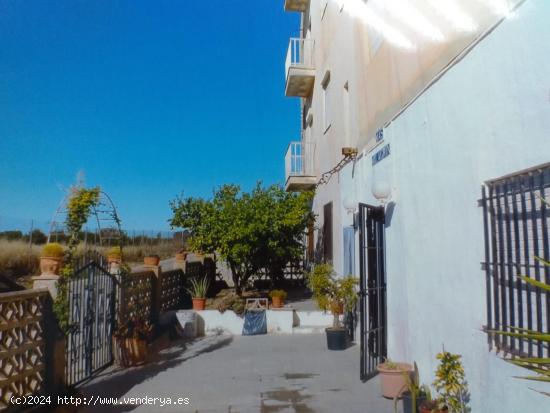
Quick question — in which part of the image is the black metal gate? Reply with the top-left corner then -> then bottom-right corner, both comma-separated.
66,254 -> 117,386
358,203 -> 387,381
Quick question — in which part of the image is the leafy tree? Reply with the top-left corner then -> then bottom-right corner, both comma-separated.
29,229 -> 47,244
170,183 -> 314,295
0,231 -> 23,241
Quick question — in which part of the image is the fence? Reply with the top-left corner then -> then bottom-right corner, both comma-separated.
0,256 -> 217,409
0,216 -> 186,247
0,290 -> 57,409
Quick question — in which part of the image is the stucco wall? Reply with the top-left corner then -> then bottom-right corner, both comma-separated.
337,0 -> 550,410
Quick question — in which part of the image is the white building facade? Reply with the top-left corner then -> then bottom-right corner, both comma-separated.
283,0 -> 550,411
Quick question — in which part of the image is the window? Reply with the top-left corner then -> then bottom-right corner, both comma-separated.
322,71 -> 331,133
481,163 -> 550,359
323,202 -> 333,264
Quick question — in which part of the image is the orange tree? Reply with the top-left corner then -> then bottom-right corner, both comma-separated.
170,183 -> 314,295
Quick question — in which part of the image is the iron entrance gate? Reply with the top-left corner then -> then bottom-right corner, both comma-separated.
358,203 -> 387,381
66,254 -> 117,386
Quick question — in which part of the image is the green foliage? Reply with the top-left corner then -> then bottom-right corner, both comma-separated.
306,264 -> 358,328
383,359 -> 399,370
268,289 -> 287,300
29,229 -> 47,245
65,187 -> 101,251
490,256 -> 550,395
186,276 -> 210,299
433,351 -> 468,413
0,231 -> 24,241
107,246 -> 122,259
41,242 -> 64,258
54,186 -> 101,333
394,362 -> 429,413
170,183 -> 314,295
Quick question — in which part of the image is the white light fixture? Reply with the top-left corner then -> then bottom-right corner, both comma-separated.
372,180 -> 391,204
343,193 -> 357,214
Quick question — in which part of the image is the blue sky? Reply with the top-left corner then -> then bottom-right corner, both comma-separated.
0,1 -> 300,231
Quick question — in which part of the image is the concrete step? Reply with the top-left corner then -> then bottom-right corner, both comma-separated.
294,310 -> 337,327
292,325 -> 327,334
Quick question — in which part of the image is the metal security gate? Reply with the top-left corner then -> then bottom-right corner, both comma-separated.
66,255 -> 117,386
359,204 -> 387,381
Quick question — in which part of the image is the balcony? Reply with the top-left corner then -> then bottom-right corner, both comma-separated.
285,38 -> 315,97
284,0 -> 310,12
285,141 -> 316,192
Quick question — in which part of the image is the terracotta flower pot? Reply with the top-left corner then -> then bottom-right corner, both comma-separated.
377,362 -> 413,399
271,296 -> 284,308
117,337 -> 147,366
144,256 -> 160,266
420,407 -> 447,413
175,251 -> 188,262
192,298 -> 206,311
107,255 -> 121,264
39,257 -> 62,276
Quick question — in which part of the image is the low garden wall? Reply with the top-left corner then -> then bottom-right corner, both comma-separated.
189,309 -> 335,336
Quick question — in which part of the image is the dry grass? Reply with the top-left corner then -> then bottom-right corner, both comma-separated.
0,240 -> 181,278
0,240 -> 40,278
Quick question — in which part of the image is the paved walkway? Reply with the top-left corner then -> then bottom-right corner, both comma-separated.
79,334 -> 395,413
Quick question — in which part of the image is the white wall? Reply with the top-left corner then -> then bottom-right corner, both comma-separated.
339,1 -> 550,411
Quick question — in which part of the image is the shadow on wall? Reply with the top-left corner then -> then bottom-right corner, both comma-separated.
314,226 -> 324,265
384,201 -> 396,228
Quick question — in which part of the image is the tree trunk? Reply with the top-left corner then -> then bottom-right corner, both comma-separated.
333,312 -> 340,329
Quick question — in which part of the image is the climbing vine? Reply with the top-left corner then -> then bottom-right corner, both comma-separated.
53,186 -> 101,332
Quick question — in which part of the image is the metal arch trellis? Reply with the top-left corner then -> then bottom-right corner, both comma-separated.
47,190 -> 123,247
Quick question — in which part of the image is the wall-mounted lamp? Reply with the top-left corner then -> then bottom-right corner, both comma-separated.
372,180 -> 392,205
343,193 -> 358,230
343,193 -> 357,214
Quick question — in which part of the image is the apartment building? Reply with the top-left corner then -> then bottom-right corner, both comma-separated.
283,0 -> 549,411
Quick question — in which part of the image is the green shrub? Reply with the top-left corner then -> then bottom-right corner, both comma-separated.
107,246 -> 122,259
186,276 -> 210,298
41,243 -> 64,258
268,289 -> 287,300
307,264 -> 358,328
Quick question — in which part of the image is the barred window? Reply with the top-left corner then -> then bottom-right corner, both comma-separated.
481,163 -> 550,358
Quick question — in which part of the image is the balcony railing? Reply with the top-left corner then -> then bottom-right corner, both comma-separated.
285,38 -> 315,97
285,141 -> 316,191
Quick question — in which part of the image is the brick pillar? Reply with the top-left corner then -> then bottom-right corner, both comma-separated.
32,275 -> 60,299
145,265 -> 162,324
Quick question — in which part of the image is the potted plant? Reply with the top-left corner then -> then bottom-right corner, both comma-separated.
419,400 -> 447,413
307,264 -> 358,350
269,289 -> 287,308
143,254 -> 160,266
393,362 -> 429,413
107,246 -> 122,263
175,249 -> 188,262
187,276 -> 210,310
115,319 -> 152,367
40,243 -> 65,275
429,351 -> 468,413
377,359 -> 413,399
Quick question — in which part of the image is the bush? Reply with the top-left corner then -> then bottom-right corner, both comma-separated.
41,243 -> 64,258
107,246 -> 122,259
268,289 -> 287,300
